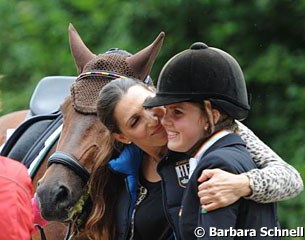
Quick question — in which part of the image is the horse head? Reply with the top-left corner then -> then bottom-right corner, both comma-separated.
36,24 -> 164,224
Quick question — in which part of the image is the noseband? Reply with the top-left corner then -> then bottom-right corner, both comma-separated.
47,151 -> 91,240
48,151 -> 90,183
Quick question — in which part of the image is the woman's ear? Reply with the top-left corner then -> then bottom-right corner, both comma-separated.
212,108 -> 221,124
113,133 -> 131,145
204,100 -> 221,125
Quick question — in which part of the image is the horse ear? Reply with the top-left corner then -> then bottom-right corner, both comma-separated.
69,23 -> 96,74
126,32 -> 165,80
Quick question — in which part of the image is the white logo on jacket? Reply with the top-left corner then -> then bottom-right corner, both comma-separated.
175,160 -> 190,188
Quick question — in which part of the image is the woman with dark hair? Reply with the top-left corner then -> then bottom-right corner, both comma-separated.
97,79 -> 170,239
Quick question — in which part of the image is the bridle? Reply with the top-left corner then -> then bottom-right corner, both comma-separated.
36,152 -> 91,240
48,151 -> 91,240
48,151 -> 90,183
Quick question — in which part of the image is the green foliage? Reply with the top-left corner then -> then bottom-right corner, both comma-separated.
0,0 -> 304,237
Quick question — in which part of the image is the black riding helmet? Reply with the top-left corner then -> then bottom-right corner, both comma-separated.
143,42 -> 250,121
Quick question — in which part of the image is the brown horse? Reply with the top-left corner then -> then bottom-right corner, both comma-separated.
35,24 -> 164,239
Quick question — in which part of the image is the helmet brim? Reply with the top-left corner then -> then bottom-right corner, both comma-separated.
143,95 -> 191,108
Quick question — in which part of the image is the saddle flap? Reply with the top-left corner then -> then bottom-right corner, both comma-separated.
29,76 -> 76,115
0,113 -> 61,164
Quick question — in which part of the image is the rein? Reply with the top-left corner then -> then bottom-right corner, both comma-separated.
28,123 -> 63,177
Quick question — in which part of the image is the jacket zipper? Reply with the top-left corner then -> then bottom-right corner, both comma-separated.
122,178 -> 131,240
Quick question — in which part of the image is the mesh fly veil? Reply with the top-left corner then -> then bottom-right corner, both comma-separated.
69,24 -> 165,114
71,54 -> 133,114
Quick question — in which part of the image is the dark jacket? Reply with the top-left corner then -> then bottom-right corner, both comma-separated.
113,175 -> 132,240
114,133 -> 279,239
177,133 -> 280,239
113,173 -> 175,240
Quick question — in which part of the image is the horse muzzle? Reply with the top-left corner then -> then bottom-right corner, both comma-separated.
36,151 -> 90,221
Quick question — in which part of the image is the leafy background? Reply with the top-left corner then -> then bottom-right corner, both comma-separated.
0,0 -> 304,238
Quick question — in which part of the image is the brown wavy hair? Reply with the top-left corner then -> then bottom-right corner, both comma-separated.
76,127 -> 117,240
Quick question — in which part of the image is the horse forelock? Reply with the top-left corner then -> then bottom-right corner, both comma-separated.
71,53 -> 137,114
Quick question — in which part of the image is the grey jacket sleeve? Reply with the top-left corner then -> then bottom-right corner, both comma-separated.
236,121 -> 304,202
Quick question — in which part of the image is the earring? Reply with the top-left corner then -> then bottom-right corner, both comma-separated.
127,141 -> 132,144
204,125 -> 209,131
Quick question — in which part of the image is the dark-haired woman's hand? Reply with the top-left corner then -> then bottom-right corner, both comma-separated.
197,169 -> 252,212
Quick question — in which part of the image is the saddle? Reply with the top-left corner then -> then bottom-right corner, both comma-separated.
29,76 -> 75,116
0,76 -> 75,177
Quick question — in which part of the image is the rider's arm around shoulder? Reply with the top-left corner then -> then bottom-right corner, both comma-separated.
236,121 -> 304,202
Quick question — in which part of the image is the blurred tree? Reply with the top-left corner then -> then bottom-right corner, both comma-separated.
0,0 -> 304,236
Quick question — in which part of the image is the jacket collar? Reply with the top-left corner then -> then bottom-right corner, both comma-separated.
204,133 -> 245,156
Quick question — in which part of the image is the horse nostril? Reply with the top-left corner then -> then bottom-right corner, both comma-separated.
55,185 -> 70,204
